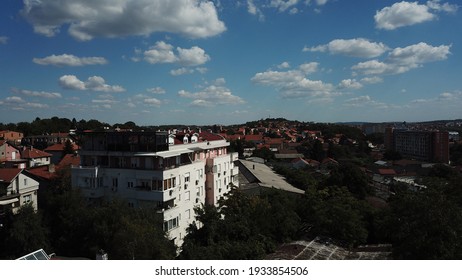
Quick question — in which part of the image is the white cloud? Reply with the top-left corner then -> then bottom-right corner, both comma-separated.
388,42 -> 451,66
2,96 -> 49,109
278,61 -> 290,69
338,79 -> 363,90
270,0 -> 300,12
360,76 -> 383,84
305,38 -> 389,58
178,78 -> 245,106
177,46 -> 210,66
427,0 -> 459,13
144,41 -> 177,64
5,96 -> 25,103
352,42 -> 451,76
147,87 -> 166,94
299,62 -> 319,74
0,36 -> 8,44
59,75 -> 125,92
374,1 -> 458,30
251,64 -> 337,99
144,98 -> 162,107
11,88 -> 62,98
21,0 -> 226,41
344,95 -> 388,108
247,0 -> 265,21
170,67 -> 194,76
143,41 -> 210,66
33,54 -> 108,66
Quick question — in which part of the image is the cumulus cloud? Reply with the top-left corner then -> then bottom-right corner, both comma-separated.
299,62 -> 319,74
251,63 -> 337,99
352,42 -> 451,76
144,98 -> 162,107
59,75 -> 125,92
0,36 -> 8,44
178,78 -> 245,106
343,95 -> 388,108
338,79 -> 363,90
247,0 -> 265,21
11,88 -> 62,98
375,1 -> 458,30
147,87 -> 166,94
170,68 -> 195,76
270,0 -> 300,12
143,41 -> 210,66
277,61 -> 290,69
247,0 -> 330,17
360,76 -> 383,84
21,0 -> 226,41
2,96 -> 49,109
33,54 -> 108,66
304,38 -> 389,58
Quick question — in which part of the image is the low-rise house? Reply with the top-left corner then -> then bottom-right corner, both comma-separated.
0,141 -> 21,163
44,143 -> 79,164
0,130 -> 23,145
0,169 -> 39,215
20,147 -> 52,167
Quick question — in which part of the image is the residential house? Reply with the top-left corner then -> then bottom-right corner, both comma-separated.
0,130 -> 23,145
20,147 -> 52,167
0,168 -> 39,216
44,142 -> 79,164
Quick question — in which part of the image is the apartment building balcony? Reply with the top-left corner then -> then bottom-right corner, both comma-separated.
135,186 -> 176,201
156,199 -> 177,214
80,186 -> 105,198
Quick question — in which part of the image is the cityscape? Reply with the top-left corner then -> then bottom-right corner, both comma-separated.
1,0 -> 462,263
1,116 -> 462,259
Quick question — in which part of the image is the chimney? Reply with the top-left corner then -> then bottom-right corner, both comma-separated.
48,164 -> 55,173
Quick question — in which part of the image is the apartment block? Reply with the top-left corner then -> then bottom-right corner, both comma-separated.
71,130 -> 239,247
385,128 -> 449,163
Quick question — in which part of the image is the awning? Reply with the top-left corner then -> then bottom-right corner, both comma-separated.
0,198 -> 19,205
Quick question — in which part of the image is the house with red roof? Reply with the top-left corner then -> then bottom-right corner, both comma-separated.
0,168 -> 39,215
44,142 -> 79,164
20,146 -> 52,167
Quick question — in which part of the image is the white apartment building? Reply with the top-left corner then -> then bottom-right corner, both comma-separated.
71,130 -> 239,247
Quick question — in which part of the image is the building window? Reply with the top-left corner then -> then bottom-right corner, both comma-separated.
24,178 -> 27,186
23,194 -> 32,204
163,217 -> 179,232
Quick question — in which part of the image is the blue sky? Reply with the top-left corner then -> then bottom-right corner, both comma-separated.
0,0 -> 461,125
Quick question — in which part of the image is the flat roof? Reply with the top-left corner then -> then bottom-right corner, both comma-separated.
238,159 -> 304,194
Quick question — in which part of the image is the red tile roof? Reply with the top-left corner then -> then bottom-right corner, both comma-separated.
0,168 -> 22,182
378,169 -> 397,176
58,154 -> 80,168
45,143 -> 79,152
21,147 -> 52,159
27,166 -> 55,180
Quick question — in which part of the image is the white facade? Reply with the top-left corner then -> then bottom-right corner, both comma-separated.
71,131 -> 239,247
0,170 -> 39,215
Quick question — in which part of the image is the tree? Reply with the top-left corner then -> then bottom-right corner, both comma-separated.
383,187 -> 462,259
299,186 -> 371,247
180,188 -> 302,259
63,139 -> 74,156
2,204 -> 49,259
